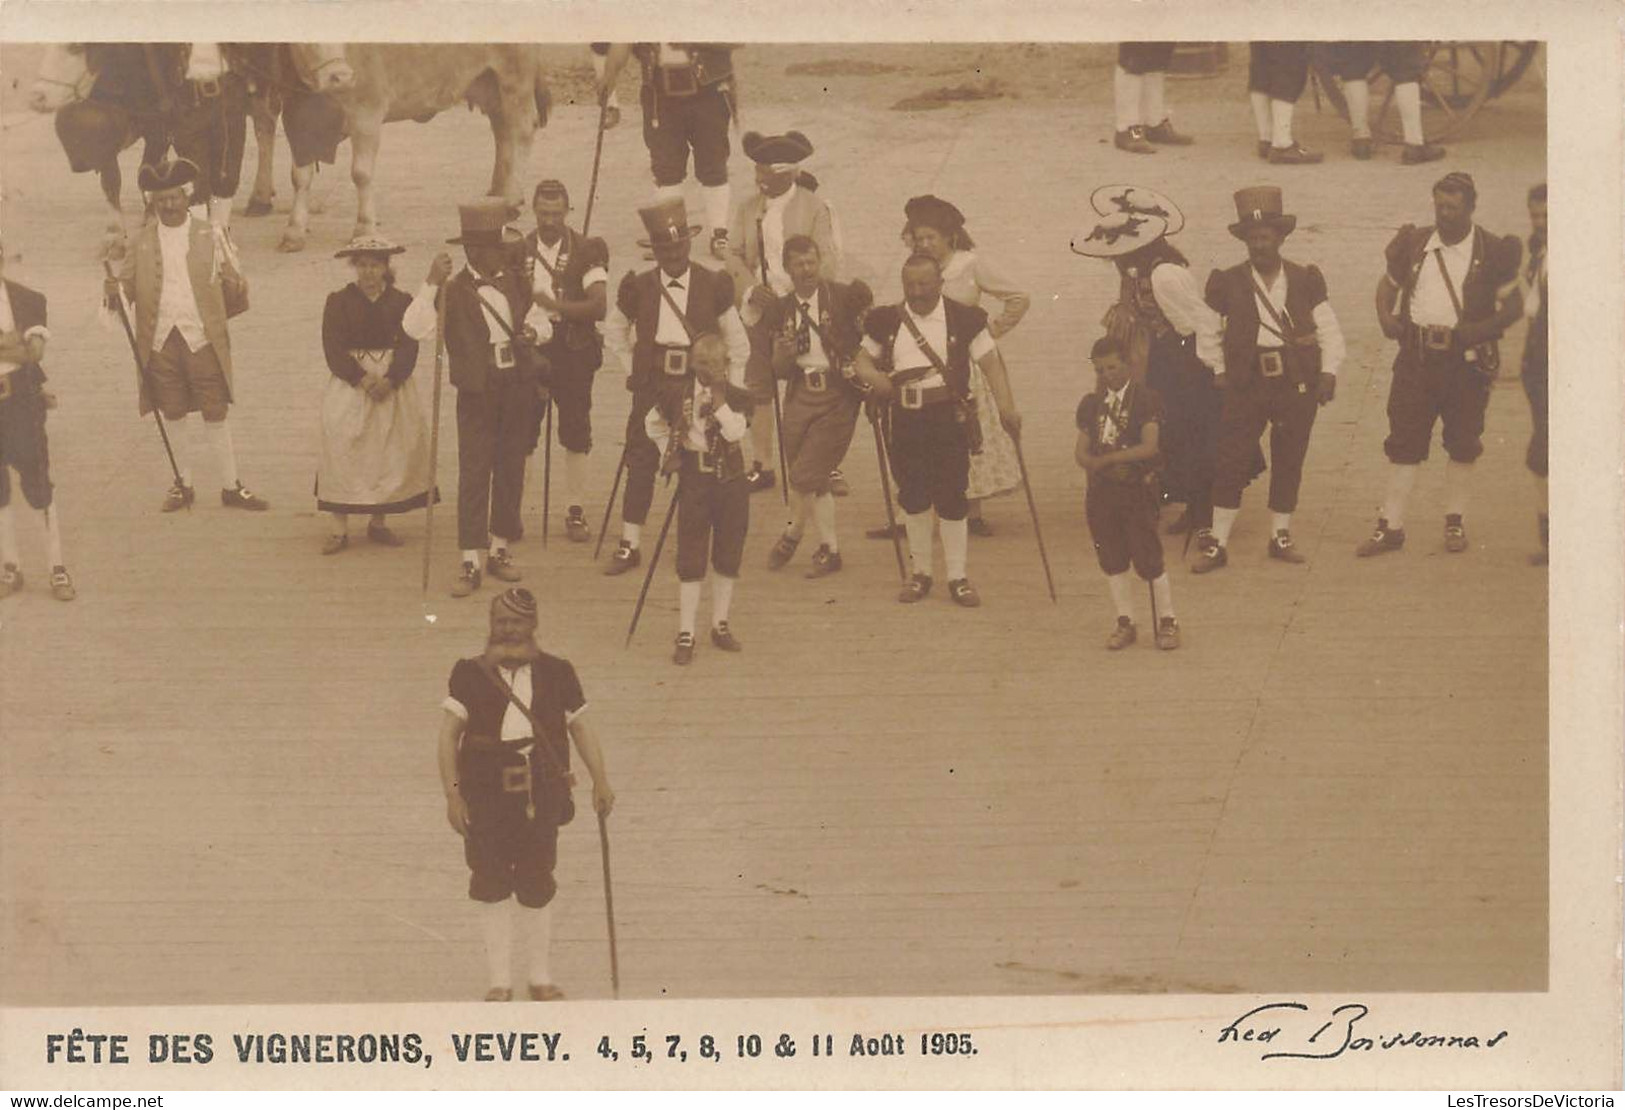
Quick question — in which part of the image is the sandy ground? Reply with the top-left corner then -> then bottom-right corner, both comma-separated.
0,43 -> 1546,1003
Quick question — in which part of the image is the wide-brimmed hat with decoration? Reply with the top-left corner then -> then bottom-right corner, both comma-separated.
137,156 -> 199,194
1070,211 -> 1171,259
1228,185 -> 1297,239
334,234 -> 406,260
742,130 -> 815,167
903,194 -> 966,234
1089,184 -> 1185,237
636,197 -> 703,248
446,198 -> 525,247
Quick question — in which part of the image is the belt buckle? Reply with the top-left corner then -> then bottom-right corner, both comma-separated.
0,376 -> 13,402
500,763 -> 531,795
695,450 -> 716,474
899,381 -> 924,410
804,368 -> 828,393
658,65 -> 698,97
1259,350 -> 1285,378
1423,325 -> 1453,352
662,347 -> 689,377
195,77 -> 221,99
494,341 -> 516,369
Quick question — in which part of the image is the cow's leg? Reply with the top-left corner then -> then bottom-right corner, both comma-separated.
280,160 -> 315,252
245,94 -> 277,217
98,159 -> 124,237
349,112 -> 384,238
486,105 -> 512,200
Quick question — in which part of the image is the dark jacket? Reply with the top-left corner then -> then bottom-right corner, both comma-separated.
320,283 -> 418,387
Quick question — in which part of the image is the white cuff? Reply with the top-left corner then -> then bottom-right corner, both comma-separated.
565,703 -> 588,725
441,697 -> 469,721
23,325 -> 50,343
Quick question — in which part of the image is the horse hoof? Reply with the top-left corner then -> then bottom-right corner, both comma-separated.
244,198 -> 274,218
277,231 -> 307,253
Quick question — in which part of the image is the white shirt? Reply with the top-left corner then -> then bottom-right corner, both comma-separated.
790,286 -> 829,371
860,297 -> 996,389
185,42 -> 225,82
400,282 -> 440,341
604,266 -> 751,382
1408,227 -> 1475,328
1249,265 -> 1347,377
1147,263 -> 1222,371
154,220 -> 207,352
0,286 -> 44,376
440,662 -> 588,742
531,234 -> 609,316
658,43 -> 692,66
645,379 -> 749,455
757,185 -> 797,297
1099,383 -> 1130,447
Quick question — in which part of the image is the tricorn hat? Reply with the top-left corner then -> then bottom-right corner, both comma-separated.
447,198 -> 524,247
1070,211 -> 1170,259
1090,184 -> 1185,236
904,194 -> 966,233
137,156 -> 199,194
334,234 -> 405,259
636,197 -> 703,248
742,129 -> 814,166
1228,185 -> 1297,239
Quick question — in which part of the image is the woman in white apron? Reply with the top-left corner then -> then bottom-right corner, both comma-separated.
904,195 -> 1029,537
315,235 -> 436,554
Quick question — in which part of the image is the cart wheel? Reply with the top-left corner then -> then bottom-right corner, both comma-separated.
1370,41 -> 1497,144
1491,41 -> 1540,98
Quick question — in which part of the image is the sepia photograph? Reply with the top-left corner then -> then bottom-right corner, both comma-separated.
0,0 -> 1616,1093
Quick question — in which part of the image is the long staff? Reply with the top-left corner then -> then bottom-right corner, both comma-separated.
624,480 -> 679,647
869,408 -> 908,582
755,217 -> 789,505
1012,438 -> 1058,604
581,98 -> 609,237
540,400 -> 553,546
103,260 -> 186,498
420,291 -> 448,600
596,810 -> 621,998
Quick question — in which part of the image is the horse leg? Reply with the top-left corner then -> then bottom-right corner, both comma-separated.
486,103 -> 513,203
99,158 -> 125,238
245,93 -> 277,217
280,160 -> 314,251
349,115 -> 383,237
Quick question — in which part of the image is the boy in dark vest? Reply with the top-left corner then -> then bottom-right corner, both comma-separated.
1197,186 -> 1344,572
1521,183 -> 1548,565
0,243 -> 74,601
602,198 -> 749,576
424,199 -> 550,598
646,334 -> 753,664
762,235 -> 879,578
437,587 -> 614,1001
1359,172 -> 1523,556
524,180 -> 610,543
857,253 -> 1022,608
597,43 -> 739,258
1075,335 -> 1178,649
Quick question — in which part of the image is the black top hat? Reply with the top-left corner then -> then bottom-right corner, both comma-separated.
447,199 -> 524,247
636,198 -> 703,248
137,156 -> 199,194
1228,186 -> 1297,239
742,130 -> 814,166
904,194 -> 966,233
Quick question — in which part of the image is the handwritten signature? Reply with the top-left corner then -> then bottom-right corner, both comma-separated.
1216,1002 -> 1509,1062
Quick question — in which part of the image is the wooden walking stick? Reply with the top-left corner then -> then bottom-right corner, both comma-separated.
625,478 -> 678,647
597,809 -> 621,997
755,217 -> 789,506
420,290 -> 448,602
581,97 -> 609,238
869,406 -> 908,583
593,449 -> 627,560
1012,436 -> 1058,604
103,260 -> 187,501
540,398 -> 553,547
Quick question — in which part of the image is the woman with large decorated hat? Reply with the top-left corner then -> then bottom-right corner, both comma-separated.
314,234 -> 438,555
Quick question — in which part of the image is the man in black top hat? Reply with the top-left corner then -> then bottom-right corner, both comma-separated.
726,129 -> 844,495
1358,171 -> 1523,557
1196,186 -> 1344,572
601,197 -> 750,576
437,586 -> 614,1001
424,199 -> 550,597
0,240 -> 75,601
102,156 -> 267,514
525,180 -> 610,543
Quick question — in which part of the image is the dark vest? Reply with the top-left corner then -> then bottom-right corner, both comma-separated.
1389,223 -> 1522,337
525,227 -> 608,357
767,279 -> 871,401
637,43 -> 735,89
863,297 -> 988,398
442,268 -> 542,393
1,281 -> 48,393
1204,259 -> 1327,385
618,263 -> 733,392
452,654 -> 573,777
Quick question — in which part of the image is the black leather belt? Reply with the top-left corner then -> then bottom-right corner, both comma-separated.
896,381 -> 953,410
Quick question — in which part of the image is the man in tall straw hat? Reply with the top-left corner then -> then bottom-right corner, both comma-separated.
601,197 -> 749,577
103,155 -> 267,513
1195,186 -> 1344,573
424,199 -> 550,598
